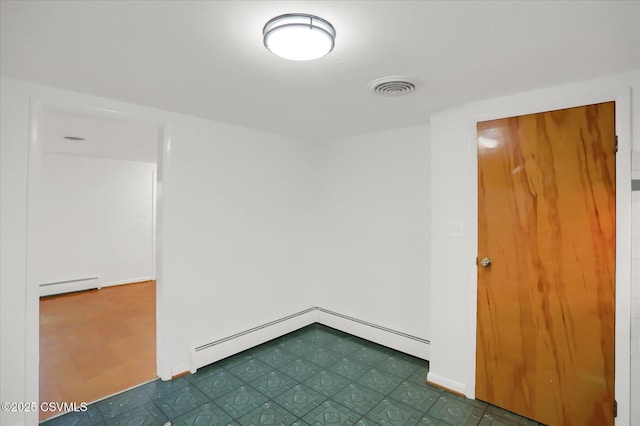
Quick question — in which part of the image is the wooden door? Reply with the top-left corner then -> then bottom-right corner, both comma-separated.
476,102 -> 616,425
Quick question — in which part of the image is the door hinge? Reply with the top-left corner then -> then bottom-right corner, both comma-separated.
614,399 -> 617,418
615,135 -> 618,153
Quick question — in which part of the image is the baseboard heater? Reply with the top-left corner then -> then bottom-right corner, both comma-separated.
39,276 -> 100,297
188,306 -> 430,374
315,307 -> 430,345
189,307 -> 317,373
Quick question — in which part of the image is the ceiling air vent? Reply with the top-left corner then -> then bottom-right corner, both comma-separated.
368,76 -> 416,97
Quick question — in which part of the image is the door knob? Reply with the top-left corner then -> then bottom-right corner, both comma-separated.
479,257 -> 492,267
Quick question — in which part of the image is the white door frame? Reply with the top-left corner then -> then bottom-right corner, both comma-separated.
467,90 -> 632,424
24,97 -> 171,424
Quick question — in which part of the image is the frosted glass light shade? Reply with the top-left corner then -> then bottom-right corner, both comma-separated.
263,14 -> 336,61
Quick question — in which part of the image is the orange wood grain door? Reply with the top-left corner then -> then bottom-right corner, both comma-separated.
476,102 -> 616,426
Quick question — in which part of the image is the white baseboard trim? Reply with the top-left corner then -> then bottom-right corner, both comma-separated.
38,276 -> 154,296
100,276 -> 155,288
427,371 -> 467,395
185,306 -> 431,376
39,276 -> 99,297
316,307 -> 430,361
188,307 -> 318,373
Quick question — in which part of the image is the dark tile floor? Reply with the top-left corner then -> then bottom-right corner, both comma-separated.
42,324 -> 540,425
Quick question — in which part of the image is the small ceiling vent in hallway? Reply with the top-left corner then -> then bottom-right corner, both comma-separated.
368,76 -> 416,96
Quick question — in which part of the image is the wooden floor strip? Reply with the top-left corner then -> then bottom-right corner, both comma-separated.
39,281 -> 156,421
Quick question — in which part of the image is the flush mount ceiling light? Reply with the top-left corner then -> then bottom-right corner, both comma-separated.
263,13 -> 336,61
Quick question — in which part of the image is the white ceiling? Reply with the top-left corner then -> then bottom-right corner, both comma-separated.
41,106 -> 158,163
1,1 -> 639,143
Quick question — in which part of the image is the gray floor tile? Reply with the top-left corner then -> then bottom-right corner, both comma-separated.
156,385 -> 210,419
389,381 -> 440,411
214,386 -> 269,418
280,359 -> 323,382
41,406 -> 105,426
274,384 -> 327,417
171,402 -> 235,426
252,370 -> 298,398
304,370 -> 352,398
299,327 -> 343,347
482,405 -> 540,425
95,387 -> 151,419
303,400 -> 361,425
192,370 -> 245,400
364,398 -> 424,425
255,347 -> 297,369
107,404 -> 169,426
238,402 -> 299,425
140,375 -> 191,400
416,415 -> 452,425
407,366 -> 430,385
327,358 -> 370,381
356,368 -> 404,395
228,359 -> 272,383
279,338 -> 322,357
355,419 -> 378,426
325,338 -> 364,356
345,336 -> 373,349
303,347 -> 342,368
187,362 -> 229,384
478,413 -> 520,426
427,394 -> 486,426
213,352 -> 255,371
352,346 -> 389,367
378,355 -> 421,379
254,337 -> 288,351
44,324 -> 540,426
331,383 -> 385,415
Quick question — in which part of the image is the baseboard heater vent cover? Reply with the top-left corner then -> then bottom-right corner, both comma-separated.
188,306 -> 430,374
39,276 -> 100,297
189,307 -> 318,372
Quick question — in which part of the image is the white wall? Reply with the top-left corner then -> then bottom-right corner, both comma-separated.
429,71 -> 639,426
3,71 -> 638,426
0,77 -> 313,426
310,125 -> 431,357
0,77 -> 31,426
631,152 -> 640,423
161,114 -> 314,375
36,153 -> 155,292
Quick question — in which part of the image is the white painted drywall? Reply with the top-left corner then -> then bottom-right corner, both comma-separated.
160,114 -> 314,375
0,77 -> 313,425
35,153 -> 156,291
0,77 -> 31,426
2,71 -> 639,426
631,152 -> 640,424
310,125 -> 431,355
429,70 -> 639,426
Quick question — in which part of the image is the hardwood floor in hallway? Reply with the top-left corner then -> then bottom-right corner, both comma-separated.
39,281 -> 156,421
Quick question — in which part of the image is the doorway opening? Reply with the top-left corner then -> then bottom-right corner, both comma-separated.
30,103 -> 163,421
475,102 -> 616,425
